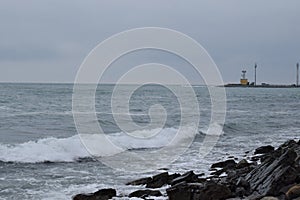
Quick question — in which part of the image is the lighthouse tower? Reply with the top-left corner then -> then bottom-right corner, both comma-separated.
240,70 -> 249,85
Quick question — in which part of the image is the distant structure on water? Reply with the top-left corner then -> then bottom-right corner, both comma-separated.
225,63 -> 300,88
240,70 -> 249,86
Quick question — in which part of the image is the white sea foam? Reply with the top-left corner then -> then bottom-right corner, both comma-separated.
0,135 -> 90,163
0,127 -> 195,163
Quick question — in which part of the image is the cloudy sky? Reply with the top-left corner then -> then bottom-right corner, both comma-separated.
0,0 -> 299,84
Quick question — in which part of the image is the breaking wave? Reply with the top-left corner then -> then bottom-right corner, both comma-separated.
0,127 -> 196,163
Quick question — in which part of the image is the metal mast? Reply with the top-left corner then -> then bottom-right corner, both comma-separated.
254,63 -> 257,86
297,63 -> 299,87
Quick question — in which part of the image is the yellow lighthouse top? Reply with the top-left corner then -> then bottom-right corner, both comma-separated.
240,70 -> 248,85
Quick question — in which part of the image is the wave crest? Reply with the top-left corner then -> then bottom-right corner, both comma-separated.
0,127 -> 193,163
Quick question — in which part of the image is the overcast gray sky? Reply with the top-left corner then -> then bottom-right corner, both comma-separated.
0,0 -> 299,84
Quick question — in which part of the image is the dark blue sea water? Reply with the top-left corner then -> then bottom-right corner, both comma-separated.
0,83 -> 299,199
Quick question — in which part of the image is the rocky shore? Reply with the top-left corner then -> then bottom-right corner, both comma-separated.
73,139 -> 300,200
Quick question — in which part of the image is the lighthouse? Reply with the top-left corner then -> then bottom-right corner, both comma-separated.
240,70 -> 249,85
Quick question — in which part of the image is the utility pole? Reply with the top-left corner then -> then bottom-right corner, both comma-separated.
254,63 -> 257,86
297,63 -> 299,87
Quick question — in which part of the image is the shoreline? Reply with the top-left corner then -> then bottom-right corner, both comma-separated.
73,139 -> 300,200
224,84 -> 300,88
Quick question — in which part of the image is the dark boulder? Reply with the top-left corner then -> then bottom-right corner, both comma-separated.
167,181 -> 232,200
73,188 -> 116,200
129,189 -> 162,198
235,187 -> 247,198
200,182 -> 232,200
236,177 -> 250,189
167,182 -> 200,200
171,171 -> 200,186
211,159 -> 237,169
146,172 -> 170,188
210,168 -> 226,177
282,140 -> 298,148
126,172 -> 180,188
167,173 -> 181,184
236,159 -> 251,169
233,177 -> 251,197
254,145 -> 275,155
126,177 -> 152,186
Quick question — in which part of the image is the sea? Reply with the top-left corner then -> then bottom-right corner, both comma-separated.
0,83 -> 299,199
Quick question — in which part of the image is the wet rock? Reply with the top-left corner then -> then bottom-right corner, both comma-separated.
286,185 -> 300,200
210,168 -> 226,177
260,197 -> 279,200
226,198 -> 243,200
75,139 -> 300,200
226,166 -> 253,186
226,175 -> 251,197
245,191 -> 264,200
296,176 -> 300,184
128,189 -> 162,198
158,168 -> 169,171
250,156 -> 261,162
73,188 -> 116,200
282,140 -> 298,148
126,177 -> 152,186
167,181 -> 232,200
211,159 -> 237,169
167,182 -> 197,200
236,159 -> 251,169
171,171 -> 199,186
200,182 -> 232,200
167,173 -> 181,184
236,177 -> 250,189
254,145 -> 275,155
127,172 -> 180,188
246,147 -> 299,196
235,187 -> 247,197
146,172 -> 170,188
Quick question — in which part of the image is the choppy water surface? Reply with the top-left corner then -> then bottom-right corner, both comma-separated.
0,83 -> 299,199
